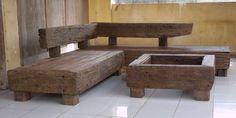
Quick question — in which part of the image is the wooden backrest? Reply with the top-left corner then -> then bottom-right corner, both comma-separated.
38,22 -> 193,57
39,23 -> 97,49
96,23 -> 193,38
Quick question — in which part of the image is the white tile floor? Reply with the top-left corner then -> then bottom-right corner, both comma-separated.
0,60 -> 236,118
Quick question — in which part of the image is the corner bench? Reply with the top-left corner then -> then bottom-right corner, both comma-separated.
27,22 -> 230,76
8,24 -> 124,105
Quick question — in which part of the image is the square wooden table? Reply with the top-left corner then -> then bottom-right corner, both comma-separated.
127,54 -> 215,101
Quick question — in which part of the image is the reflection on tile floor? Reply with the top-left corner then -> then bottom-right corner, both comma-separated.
0,59 -> 236,118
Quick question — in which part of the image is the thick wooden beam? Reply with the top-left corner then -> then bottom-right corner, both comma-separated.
96,23 -> 193,38
38,24 -> 97,49
0,0 -> 7,89
39,23 -> 193,49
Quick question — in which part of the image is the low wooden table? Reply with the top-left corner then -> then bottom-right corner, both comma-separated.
127,54 -> 215,101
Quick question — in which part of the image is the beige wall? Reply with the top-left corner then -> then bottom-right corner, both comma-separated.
89,1 -> 236,52
2,0 -> 21,70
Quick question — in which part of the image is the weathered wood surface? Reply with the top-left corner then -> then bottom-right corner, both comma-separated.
17,0 -> 47,65
39,24 -> 97,49
127,54 -> 215,101
96,23 -> 193,38
65,0 -> 89,25
0,0 -> 7,89
46,0 -> 65,27
8,50 -> 124,105
39,23 -> 193,49
17,0 -> 89,65
84,45 -> 230,76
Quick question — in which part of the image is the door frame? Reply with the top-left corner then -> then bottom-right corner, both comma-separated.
0,0 -> 7,89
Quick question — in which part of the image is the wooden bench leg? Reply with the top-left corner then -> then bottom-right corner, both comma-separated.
183,89 -> 193,94
195,90 -> 210,101
130,88 -> 145,98
216,69 -> 227,77
62,94 -> 79,105
113,70 -> 122,76
14,91 -> 32,101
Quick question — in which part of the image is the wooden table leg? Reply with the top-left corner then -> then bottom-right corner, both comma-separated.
14,91 -> 32,101
130,88 -> 145,98
62,94 -> 79,105
195,90 -> 210,101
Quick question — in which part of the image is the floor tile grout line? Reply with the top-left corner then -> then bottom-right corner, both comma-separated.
55,106 -> 75,118
95,80 -> 128,118
212,81 -> 217,118
172,92 -> 183,118
17,110 -> 34,118
132,89 -> 156,118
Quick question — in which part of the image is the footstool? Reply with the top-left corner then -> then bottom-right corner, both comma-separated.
127,54 -> 215,101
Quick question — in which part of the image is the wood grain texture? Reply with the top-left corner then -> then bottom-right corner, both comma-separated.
84,45 -> 230,76
0,0 -> 7,89
17,0 -> 47,65
39,24 -> 97,49
14,91 -> 32,101
65,0 -> 89,25
8,50 -> 124,105
46,0 -> 65,27
39,23 -> 192,49
127,54 -> 215,101
96,23 -> 193,38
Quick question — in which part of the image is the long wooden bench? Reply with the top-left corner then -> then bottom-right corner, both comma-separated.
8,24 -> 124,105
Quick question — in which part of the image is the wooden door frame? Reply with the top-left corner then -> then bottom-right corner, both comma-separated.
0,0 -> 7,89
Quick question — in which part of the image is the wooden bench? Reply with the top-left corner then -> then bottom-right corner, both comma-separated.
8,24 -> 124,105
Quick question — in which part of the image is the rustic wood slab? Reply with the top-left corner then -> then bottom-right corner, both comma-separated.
39,23 -> 193,49
127,54 -> 215,101
84,45 -> 230,76
8,50 -> 124,105
96,22 -> 193,38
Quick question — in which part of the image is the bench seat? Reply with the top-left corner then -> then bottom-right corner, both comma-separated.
8,50 -> 124,105
84,45 -> 230,76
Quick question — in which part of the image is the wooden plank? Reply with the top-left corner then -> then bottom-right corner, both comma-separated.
39,24 -> 97,49
39,23 -> 192,49
17,0 -> 48,65
96,23 -> 193,38
46,0 -> 65,27
65,0 -> 89,25
0,0 -> 7,89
